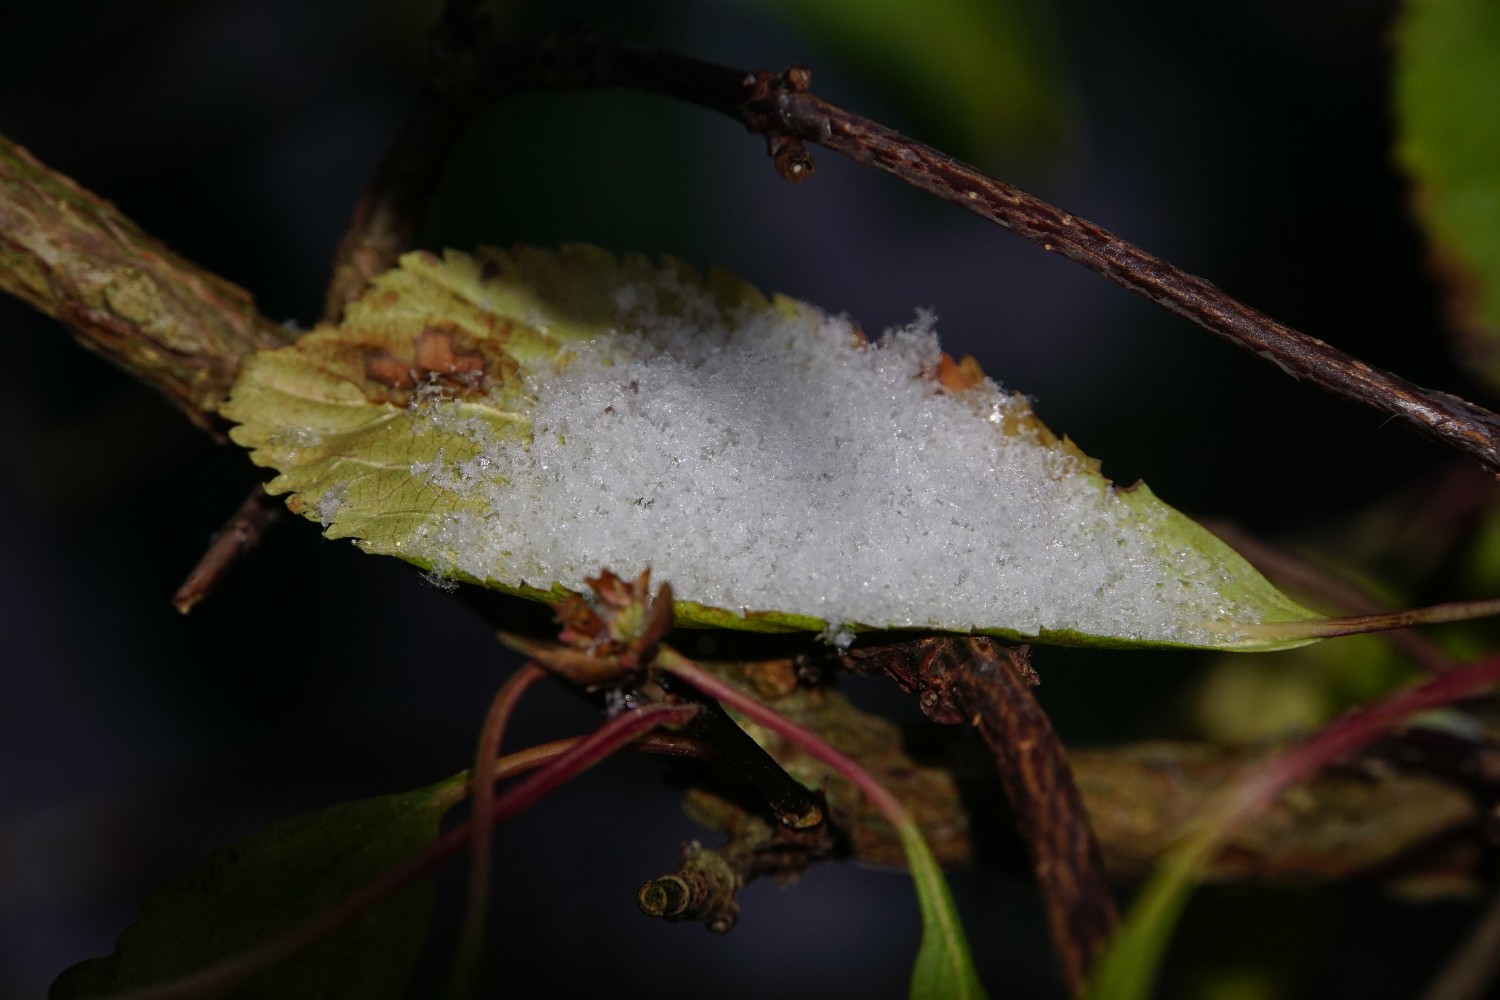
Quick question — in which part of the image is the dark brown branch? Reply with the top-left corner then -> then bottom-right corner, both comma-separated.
762,97 -> 1500,474
171,484 -> 282,613
847,637 -> 1117,996
466,29 -> 1500,476
0,135 -> 289,430
321,1 -> 496,320
322,92 -> 484,321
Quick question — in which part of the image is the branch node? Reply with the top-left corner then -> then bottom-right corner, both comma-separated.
636,841 -> 740,933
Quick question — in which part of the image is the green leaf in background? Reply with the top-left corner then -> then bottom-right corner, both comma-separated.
1086,654 -> 1500,1000
1187,631 -> 1417,744
748,0 -> 1070,163
224,245 -> 1320,650
1394,0 -> 1500,389
1083,829 -> 1214,1000
51,776 -> 463,1000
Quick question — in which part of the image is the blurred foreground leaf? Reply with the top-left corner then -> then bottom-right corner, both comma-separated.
52,776 -> 462,1000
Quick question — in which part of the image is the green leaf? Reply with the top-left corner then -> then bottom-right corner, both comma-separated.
223,244 -> 1320,651
51,776 -> 464,1000
1394,0 -> 1500,388
1082,831 -> 1213,1000
897,818 -> 991,1000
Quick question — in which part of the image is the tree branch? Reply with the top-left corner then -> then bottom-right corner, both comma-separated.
322,0 -> 502,320
463,29 -> 1500,476
171,484 -> 283,613
0,135 -> 288,431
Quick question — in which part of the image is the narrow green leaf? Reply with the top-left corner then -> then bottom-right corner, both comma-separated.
1082,831 -> 1214,1000
51,775 -> 464,1000
1394,0 -> 1500,388
898,819 -> 992,1000
223,244 -> 1321,651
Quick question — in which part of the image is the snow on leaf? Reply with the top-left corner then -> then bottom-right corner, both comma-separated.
223,244 -> 1318,650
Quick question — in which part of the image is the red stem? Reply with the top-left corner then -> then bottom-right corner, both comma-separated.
453,662 -> 547,996
1223,652 -> 1500,832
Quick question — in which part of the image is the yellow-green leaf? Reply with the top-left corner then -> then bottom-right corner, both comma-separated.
224,245 -> 1318,651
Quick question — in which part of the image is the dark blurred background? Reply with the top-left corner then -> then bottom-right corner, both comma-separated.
2,1 -> 1491,997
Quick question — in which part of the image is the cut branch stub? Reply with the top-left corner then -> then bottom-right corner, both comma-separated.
637,842 -> 741,934
223,244 -> 1339,652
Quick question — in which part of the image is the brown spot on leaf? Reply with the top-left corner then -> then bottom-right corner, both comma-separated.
360,325 -> 502,402
364,349 -> 417,390
413,324 -> 486,377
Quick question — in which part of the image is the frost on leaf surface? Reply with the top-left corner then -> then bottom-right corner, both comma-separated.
223,245 -> 1313,650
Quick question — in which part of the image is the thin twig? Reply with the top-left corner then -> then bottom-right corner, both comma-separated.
171,485 -> 282,614
654,645 -> 988,997
662,672 -> 827,831
459,29 -> 1500,476
500,616 -> 828,832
